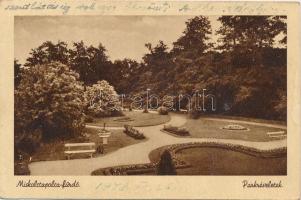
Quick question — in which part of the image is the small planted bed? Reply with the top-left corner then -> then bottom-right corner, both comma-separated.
162,125 -> 190,136
184,118 -> 286,142
123,125 -> 145,140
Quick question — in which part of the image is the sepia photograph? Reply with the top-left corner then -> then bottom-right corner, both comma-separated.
14,15 -> 288,176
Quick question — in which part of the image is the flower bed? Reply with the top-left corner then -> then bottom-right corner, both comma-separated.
222,124 -> 249,131
166,142 -> 287,159
92,163 -> 157,175
163,125 -> 190,136
123,125 -> 145,139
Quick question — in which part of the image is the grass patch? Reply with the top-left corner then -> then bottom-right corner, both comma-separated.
184,118 -> 286,142
30,128 -> 144,162
203,114 -> 286,125
88,111 -> 171,127
176,147 -> 286,175
149,145 -> 286,175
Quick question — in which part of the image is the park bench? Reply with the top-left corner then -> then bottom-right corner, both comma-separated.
64,142 -> 96,160
267,131 -> 286,138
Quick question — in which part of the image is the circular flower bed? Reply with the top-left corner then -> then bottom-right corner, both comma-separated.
222,124 -> 249,131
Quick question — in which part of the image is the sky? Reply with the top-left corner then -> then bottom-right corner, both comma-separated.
14,16 -> 221,65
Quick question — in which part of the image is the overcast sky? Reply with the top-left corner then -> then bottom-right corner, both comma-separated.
15,16 -> 221,65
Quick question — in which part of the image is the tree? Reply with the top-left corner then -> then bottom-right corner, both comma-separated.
25,41 -> 69,67
140,41 -> 174,97
143,41 -> 170,73
69,41 -> 92,85
84,80 -> 122,117
86,43 -> 111,84
216,16 -> 287,67
168,16 -> 213,99
69,42 -> 111,85
173,16 -> 212,56
14,59 -> 22,87
15,62 -> 85,140
112,58 -> 140,94
157,150 -> 177,175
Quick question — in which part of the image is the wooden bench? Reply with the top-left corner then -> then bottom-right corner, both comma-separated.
267,131 -> 286,138
64,142 -> 96,160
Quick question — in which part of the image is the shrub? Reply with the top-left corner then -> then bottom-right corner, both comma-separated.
84,115 -> 94,123
15,128 -> 42,156
157,150 -> 177,175
85,80 -> 123,117
124,125 -> 145,139
15,62 -> 86,140
163,125 -> 190,136
14,162 -> 30,175
158,106 -> 168,115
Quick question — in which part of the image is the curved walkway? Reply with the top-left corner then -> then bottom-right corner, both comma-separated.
29,113 -> 286,175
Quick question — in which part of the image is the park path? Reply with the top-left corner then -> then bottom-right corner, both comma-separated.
29,113 -> 287,175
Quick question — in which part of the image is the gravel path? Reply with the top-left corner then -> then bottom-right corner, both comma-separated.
28,113 -> 286,175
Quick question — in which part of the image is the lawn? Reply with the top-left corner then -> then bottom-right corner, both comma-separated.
201,114 -> 287,125
88,110 -> 171,127
149,146 -> 286,175
175,147 -> 286,175
30,127 -> 144,162
182,118 -> 286,142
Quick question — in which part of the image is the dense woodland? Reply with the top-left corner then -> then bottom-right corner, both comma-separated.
15,16 -> 287,121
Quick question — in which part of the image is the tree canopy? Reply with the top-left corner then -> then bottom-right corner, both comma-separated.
16,15 -> 287,120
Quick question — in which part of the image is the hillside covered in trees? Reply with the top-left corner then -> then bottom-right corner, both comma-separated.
15,16 -> 287,121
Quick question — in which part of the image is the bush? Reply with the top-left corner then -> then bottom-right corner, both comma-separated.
157,150 -> 177,175
15,128 -> 42,156
14,162 -> 30,175
84,115 -> 94,123
163,125 -> 190,136
158,106 -> 168,115
15,62 -> 86,140
124,125 -> 145,139
85,80 -> 123,117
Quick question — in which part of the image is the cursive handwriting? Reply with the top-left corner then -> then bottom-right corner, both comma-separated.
3,1 -> 286,15
5,1 -> 71,14
95,181 -> 177,192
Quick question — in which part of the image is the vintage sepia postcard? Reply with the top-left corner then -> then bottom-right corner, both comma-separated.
0,0 -> 300,199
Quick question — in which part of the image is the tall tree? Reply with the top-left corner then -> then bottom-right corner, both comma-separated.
69,42 -> 110,85
24,41 -> 69,67
69,41 -> 91,84
216,16 -> 287,67
14,59 -> 22,87
112,58 -> 140,94
141,41 -> 173,96
173,16 -> 212,56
